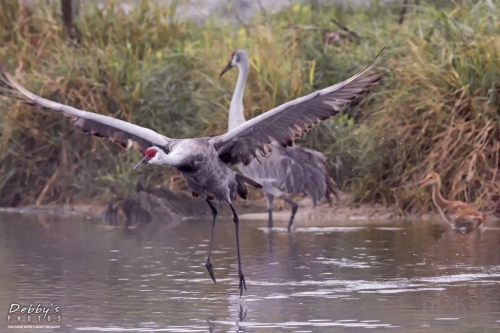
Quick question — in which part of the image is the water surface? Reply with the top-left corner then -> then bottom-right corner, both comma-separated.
0,212 -> 499,332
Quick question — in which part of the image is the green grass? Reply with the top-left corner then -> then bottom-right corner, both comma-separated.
0,0 -> 498,214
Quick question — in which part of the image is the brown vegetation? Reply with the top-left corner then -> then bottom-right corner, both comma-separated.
0,0 -> 499,216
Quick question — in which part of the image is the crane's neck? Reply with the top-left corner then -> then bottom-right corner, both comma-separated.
430,182 -> 449,211
228,61 -> 249,131
156,149 -> 183,168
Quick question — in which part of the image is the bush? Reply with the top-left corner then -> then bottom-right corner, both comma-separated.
0,0 -> 498,214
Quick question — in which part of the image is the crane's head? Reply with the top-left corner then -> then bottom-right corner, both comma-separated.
133,147 -> 162,170
219,49 -> 248,77
418,172 -> 441,187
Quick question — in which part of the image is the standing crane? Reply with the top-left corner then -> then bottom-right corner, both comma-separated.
0,48 -> 387,296
220,49 -> 339,232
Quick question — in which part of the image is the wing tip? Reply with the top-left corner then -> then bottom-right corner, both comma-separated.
360,46 -> 391,75
0,62 -> 18,91
377,46 -> 388,58
373,45 -> 389,63
0,61 -> 7,75
0,61 -> 10,88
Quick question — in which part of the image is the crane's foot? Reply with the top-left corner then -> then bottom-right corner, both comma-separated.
287,214 -> 296,233
238,271 -> 247,297
267,209 -> 273,230
282,195 -> 297,233
205,260 -> 217,283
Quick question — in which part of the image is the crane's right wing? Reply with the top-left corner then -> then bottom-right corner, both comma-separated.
0,63 -> 172,154
210,47 -> 389,166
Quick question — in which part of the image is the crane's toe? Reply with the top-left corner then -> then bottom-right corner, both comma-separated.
238,272 -> 247,297
205,261 -> 217,283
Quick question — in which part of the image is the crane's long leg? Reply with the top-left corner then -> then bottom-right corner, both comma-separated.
281,194 -> 298,232
205,199 -> 218,283
265,193 -> 274,229
229,203 -> 247,296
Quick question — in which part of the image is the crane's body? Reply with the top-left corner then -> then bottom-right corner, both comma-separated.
221,50 -> 339,231
142,137 -> 256,203
0,48 -> 387,296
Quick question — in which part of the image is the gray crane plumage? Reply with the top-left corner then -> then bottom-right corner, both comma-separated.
0,49 -> 387,295
220,50 -> 339,231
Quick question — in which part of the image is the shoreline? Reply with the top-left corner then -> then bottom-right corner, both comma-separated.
1,192 -> 498,229
0,197 -> 472,227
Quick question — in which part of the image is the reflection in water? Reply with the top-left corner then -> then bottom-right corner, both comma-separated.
0,212 -> 499,332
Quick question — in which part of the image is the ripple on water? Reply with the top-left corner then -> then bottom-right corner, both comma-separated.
415,271 -> 500,284
375,227 -> 404,230
243,270 -> 500,297
315,257 -> 372,268
207,319 -> 398,329
75,327 -> 209,332
259,226 -> 367,234
435,318 -> 460,321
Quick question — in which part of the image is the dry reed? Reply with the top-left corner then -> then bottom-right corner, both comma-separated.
1,0 -> 498,215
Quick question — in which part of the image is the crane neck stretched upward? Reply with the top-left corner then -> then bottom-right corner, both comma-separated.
429,179 -> 450,211
228,58 -> 250,132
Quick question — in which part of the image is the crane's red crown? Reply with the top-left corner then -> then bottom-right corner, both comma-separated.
145,148 -> 157,158
231,51 -> 236,58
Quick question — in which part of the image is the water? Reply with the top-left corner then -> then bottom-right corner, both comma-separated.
1,212 -> 500,332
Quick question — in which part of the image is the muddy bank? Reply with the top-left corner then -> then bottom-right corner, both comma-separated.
0,185 -> 273,223
233,192 -> 395,226
3,187 -> 497,229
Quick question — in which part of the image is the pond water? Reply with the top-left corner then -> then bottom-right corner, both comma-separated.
0,212 -> 499,332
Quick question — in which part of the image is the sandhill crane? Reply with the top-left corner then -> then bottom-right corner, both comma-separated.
418,172 -> 485,230
0,48 -> 388,296
220,49 -> 339,232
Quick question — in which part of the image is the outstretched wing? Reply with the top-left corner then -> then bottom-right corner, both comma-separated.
0,63 -> 172,153
211,47 -> 389,166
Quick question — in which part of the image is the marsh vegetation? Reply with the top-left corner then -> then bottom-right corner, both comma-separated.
0,0 -> 498,215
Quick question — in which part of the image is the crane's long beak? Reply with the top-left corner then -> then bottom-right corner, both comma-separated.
133,156 -> 150,170
219,61 -> 233,77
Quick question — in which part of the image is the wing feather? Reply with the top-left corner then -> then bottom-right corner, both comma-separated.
239,144 -> 338,205
0,63 -> 171,154
281,145 -> 338,205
